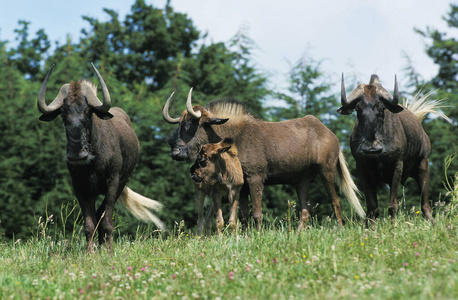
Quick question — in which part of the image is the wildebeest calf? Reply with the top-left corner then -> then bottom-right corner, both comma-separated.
37,63 -> 164,252
191,138 -> 243,235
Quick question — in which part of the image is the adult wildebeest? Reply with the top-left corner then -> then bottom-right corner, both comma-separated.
191,138 -> 243,235
338,74 -> 451,225
38,63 -> 164,252
163,89 -> 366,232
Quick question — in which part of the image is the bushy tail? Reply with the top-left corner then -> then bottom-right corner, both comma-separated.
403,91 -> 452,124
335,151 -> 366,218
118,186 -> 165,231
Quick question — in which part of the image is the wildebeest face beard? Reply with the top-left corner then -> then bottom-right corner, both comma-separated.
169,116 -> 203,162
62,90 -> 94,165
355,100 -> 385,155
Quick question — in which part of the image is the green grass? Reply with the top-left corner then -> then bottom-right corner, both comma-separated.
1,208 -> 457,300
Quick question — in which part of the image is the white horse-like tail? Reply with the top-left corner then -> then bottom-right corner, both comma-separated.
336,151 -> 366,218
118,186 -> 165,231
403,91 -> 452,124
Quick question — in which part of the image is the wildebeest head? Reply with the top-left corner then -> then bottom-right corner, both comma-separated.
163,88 -> 230,162
37,63 -> 113,165
190,138 -> 235,184
338,74 -> 404,155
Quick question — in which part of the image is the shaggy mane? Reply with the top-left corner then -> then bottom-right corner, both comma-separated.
206,99 -> 253,123
403,91 -> 452,124
79,79 -> 98,94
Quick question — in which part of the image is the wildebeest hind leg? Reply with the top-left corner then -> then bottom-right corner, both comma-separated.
295,177 -> 312,230
319,169 -> 343,226
247,179 -> 264,230
414,158 -> 434,224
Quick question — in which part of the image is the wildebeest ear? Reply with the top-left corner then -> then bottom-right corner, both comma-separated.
337,106 -> 354,115
94,110 -> 114,120
39,111 -> 60,122
205,118 -> 229,125
384,104 -> 403,114
217,137 -> 234,153
337,99 -> 359,115
217,145 -> 232,154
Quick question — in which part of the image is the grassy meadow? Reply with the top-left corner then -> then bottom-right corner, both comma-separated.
1,205 -> 457,299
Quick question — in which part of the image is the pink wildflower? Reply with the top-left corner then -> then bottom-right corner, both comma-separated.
127,266 -> 133,271
141,267 -> 146,272
228,271 -> 234,280
172,274 -> 176,279
111,266 -> 115,270
415,252 -> 420,257
256,259 -> 261,264
413,242 -> 417,247
403,263 -> 408,267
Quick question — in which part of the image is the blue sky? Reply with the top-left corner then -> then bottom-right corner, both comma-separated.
0,0 -> 453,95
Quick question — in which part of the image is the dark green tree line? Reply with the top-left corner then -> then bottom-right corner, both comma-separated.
0,0 -> 456,240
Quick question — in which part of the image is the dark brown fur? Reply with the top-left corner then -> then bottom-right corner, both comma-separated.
191,138 -> 243,235
338,74 -> 434,225
38,65 -> 163,252
165,94 -> 365,232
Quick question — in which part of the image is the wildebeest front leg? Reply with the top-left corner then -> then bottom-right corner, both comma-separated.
414,158 -> 434,224
357,163 -> 378,227
212,192 -> 224,236
247,178 -> 264,230
295,178 -> 312,230
388,162 -> 403,224
228,188 -> 240,234
96,180 -> 121,250
238,185 -> 250,227
195,187 -> 207,236
76,193 -> 97,252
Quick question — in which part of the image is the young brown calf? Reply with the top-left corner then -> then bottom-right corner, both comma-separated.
190,138 -> 243,235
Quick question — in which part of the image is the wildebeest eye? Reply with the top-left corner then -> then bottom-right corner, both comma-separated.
198,155 -> 207,165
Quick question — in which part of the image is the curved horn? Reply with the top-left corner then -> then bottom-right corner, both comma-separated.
186,87 -> 202,119
392,74 -> 399,105
86,62 -> 111,112
341,73 -> 347,106
377,75 -> 399,106
37,64 -> 67,114
162,92 -> 181,124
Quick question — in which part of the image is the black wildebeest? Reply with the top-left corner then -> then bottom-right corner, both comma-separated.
163,89 -> 366,232
190,138 -> 244,235
38,63 -> 164,251
338,74 -> 451,225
